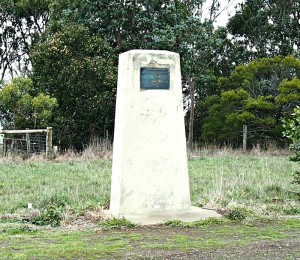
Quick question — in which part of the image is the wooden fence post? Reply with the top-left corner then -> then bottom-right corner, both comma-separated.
2,134 -> 5,156
26,128 -> 30,156
46,127 -> 53,158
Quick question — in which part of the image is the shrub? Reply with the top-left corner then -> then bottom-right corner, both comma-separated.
282,106 -> 300,198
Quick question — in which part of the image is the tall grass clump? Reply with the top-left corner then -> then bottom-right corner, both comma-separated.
189,155 -> 299,216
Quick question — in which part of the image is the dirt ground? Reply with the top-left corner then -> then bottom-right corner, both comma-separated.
1,212 -> 299,259
132,239 -> 300,259
92,223 -> 300,259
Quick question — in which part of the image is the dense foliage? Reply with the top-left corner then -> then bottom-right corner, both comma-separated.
283,107 -> 300,162
0,0 -> 50,80
31,24 -> 117,149
0,0 -> 299,149
0,77 -> 57,129
201,56 -> 300,147
228,0 -> 300,58
282,106 -> 300,192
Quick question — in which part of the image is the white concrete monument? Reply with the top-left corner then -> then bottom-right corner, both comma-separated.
110,50 -> 220,224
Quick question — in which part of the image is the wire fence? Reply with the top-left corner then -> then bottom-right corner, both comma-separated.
0,128 -> 52,158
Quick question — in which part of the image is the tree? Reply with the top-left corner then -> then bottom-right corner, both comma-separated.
0,77 -> 57,129
227,0 -> 299,59
31,24 -> 117,149
31,0 -> 232,151
56,0 -> 206,51
201,56 -> 300,147
0,0 -> 50,80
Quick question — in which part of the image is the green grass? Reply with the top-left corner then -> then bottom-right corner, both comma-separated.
0,159 -> 111,214
0,155 -> 299,217
189,156 -> 300,215
0,219 -> 298,259
0,155 -> 299,259
99,217 -> 137,230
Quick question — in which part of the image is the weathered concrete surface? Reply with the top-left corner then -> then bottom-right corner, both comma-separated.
110,50 -> 190,216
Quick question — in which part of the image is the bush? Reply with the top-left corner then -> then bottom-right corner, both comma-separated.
282,106 -> 300,196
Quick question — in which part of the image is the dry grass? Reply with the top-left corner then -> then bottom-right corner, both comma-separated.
191,144 -> 291,158
0,138 -> 113,163
0,140 -> 290,163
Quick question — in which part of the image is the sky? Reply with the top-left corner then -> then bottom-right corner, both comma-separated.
202,0 -> 245,27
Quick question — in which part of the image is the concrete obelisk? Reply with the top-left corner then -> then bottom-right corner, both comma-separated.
109,50 -> 220,224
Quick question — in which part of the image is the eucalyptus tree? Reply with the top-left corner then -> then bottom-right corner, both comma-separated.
31,0 -> 230,150
227,0 -> 300,59
0,0 -> 50,80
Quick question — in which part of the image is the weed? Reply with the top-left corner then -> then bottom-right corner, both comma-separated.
224,207 -> 250,221
30,194 -> 71,227
282,202 -> 300,215
31,207 -> 63,227
164,220 -> 188,227
164,217 -> 226,228
1,225 -> 37,235
192,217 -> 226,227
99,217 -> 137,230
293,171 -> 300,185
39,197 -> 66,226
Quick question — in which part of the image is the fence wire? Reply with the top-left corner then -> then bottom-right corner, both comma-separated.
0,132 -> 47,157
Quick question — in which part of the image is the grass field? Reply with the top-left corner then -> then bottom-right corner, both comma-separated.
0,153 -> 299,259
0,159 -> 111,214
0,153 -> 299,217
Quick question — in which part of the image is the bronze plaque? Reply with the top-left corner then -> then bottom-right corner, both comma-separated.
140,68 -> 170,90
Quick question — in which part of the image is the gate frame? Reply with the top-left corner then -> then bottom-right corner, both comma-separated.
0,127 -> 52,158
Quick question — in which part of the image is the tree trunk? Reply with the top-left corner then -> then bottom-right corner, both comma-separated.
243,125 -> 247,152
187,78 -> 195,155
115,28 -> 122,51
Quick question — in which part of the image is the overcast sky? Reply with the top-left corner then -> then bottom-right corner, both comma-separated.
202,0 -> 245,26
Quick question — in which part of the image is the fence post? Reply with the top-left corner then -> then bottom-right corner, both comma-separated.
243,125 -> 247,152
46,127 -> 53,158
2,134 -> 5,156
26,128 -> 30,156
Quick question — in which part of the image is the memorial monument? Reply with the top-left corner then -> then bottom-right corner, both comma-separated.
110,50 -> 220,224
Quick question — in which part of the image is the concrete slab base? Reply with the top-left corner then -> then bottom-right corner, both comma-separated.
108,207 -> 222,226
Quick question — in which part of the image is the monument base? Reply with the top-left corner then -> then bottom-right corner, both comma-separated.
109,207 -> 221,225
